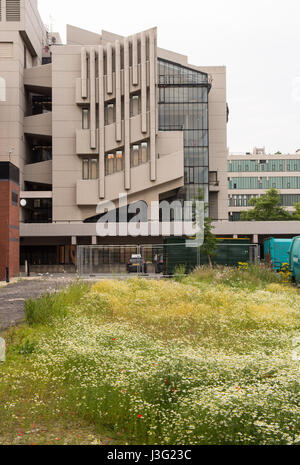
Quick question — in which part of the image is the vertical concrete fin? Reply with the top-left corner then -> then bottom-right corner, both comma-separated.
115,40 -> 122,142
141,31 -> 147,134
132,35 -> 138,86
124,37 -> 131,191
81,47 -> 88,99
149,29 -> 157,181
98,46 -> 105,199
89,48 -> 97,149
107,42 -> 113,94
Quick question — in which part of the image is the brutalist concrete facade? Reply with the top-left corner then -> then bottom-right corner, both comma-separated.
0,0 -> 228,274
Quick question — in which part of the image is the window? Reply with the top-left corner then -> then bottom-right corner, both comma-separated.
82,159 -> 89,180
130,94 -> 140,117
141,142 -> 148,163
131,145 -> 140,167
158,58 -> 209,202
82,158 -> 99,179
6,0 -> 20,21
116,151 -> 123,172
82,109 -> 89,129
106,154 -> 115,175
90,159 -> 98,179
105,103 -> 115,125
105,151 -> 124,175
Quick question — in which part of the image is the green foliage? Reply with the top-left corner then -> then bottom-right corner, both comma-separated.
194,188 -> 218,265
173,265 -> 187,282
25,282 -> 90,326
191,264 -> 283,290
292,203 -> 300,220
14,340 -> 36,356
200,217 -> 218,265
1,277 -> 299,445
241,189 -> 291,221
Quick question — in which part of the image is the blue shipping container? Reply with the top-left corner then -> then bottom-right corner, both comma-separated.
264,238 -> 292,271
289,236 -> 300,284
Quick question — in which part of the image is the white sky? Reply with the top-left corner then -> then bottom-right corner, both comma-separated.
38,0 -> 300,154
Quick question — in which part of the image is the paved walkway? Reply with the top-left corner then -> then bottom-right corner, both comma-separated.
0,276 -> 75,332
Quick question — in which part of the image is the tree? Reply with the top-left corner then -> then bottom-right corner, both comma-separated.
201,216 -> 218,267
241,188 -> 291,221
292,203 -> 300,220
194,188 -> 218,267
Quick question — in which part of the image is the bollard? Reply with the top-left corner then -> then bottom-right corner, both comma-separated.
0,338 -> 5,362
5,267 -> 9,283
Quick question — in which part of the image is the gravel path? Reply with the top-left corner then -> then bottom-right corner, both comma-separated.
0,276 -> 75,332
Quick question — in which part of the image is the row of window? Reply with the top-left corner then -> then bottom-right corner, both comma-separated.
82,142 -> 149,179
82,94 -> 145,129
158,103 -> 208,131
228,159 -> 300,172
159,87 -> 208,104
158,60 -> 209,85
229,194 -> 300,207
184,148 -> 209,168
184,167 -> 208,185
229,177 -> 300,190
158,58 -> 210,202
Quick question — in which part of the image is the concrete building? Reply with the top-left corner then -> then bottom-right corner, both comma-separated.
208,147 -> 300,249
228,147 -> 300,221
0,0 -> 228,276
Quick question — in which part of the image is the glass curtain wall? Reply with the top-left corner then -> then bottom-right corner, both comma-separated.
158,59 -> 210,202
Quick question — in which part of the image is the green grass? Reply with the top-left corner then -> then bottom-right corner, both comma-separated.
0,267 -> 299,445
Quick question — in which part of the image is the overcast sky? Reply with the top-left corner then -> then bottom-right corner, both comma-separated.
38,0 -> 300,154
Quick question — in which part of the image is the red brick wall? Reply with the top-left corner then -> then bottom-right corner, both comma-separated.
0,181 -> 20,281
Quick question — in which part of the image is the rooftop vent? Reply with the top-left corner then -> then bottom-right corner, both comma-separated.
6,0 -> 20,22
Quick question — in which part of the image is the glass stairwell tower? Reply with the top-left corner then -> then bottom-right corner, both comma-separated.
158,59 -> 211,203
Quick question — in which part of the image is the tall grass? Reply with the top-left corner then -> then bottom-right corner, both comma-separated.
1,273 -> 299,445
190,264 -> 284,290
25,282 -> 90,326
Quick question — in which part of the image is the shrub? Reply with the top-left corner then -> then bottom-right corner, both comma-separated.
173,265 -> 187,282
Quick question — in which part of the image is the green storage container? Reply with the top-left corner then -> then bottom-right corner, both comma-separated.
163,237 -> 251,275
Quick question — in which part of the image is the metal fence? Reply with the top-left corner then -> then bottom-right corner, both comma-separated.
77,243 -> 260,277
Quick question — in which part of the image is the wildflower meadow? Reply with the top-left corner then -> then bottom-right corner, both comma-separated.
0,266 -> 299,445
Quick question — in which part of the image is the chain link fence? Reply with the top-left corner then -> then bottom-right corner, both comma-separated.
77,243 -> 260,277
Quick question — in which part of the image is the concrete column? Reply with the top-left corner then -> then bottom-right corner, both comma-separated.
98,46 -> 105,199
89,48 -> 96,149
124,37 -> 131,191
141,31 -> 147,134
149,29 -> 156,181
132,35 -> 138,86
115,41 -> 122,142
107,43 -> 113,94
81,47 -> 88,98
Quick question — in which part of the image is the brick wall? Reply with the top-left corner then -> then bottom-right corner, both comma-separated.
0,181 -> 20,281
